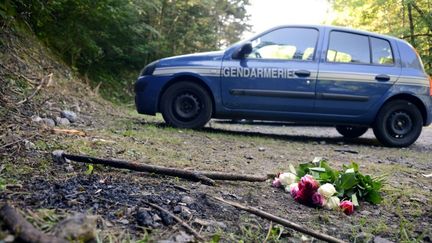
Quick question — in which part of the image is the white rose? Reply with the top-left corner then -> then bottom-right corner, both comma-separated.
279,173 -> 297,186
318,183 -> 336,199
324,196 -> 340,210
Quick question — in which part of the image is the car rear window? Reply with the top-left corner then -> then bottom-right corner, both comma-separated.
327,31 -> 395,66
371,37 -> 394,65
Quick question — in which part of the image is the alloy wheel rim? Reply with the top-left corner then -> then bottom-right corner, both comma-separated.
173,93 -> 201,121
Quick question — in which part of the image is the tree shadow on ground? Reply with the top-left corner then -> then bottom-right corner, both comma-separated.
135,120 -> 381,147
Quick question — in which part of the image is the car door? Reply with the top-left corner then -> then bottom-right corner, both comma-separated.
221,27 -> 320,113
316,30 -> 401,116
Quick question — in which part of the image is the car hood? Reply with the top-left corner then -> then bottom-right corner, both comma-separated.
157,51 -> 225,68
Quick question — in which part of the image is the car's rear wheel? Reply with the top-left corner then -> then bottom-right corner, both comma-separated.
373,100 -> 423,147
160,81 -> 212,128
336,126 -> 368,138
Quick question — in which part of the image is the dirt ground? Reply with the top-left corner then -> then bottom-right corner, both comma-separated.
1,111 -> 431,242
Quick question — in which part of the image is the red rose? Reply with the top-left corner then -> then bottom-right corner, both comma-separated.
339,201 -> 354,215
294,189 -> 309,204
298,175 -> 319,192
312,192 -> 325,207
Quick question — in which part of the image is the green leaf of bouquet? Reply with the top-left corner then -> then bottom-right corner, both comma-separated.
289,164 -> 296,175
297,163 -> 314,177
351,162 -> 359,172
310,167 -> 326,172
365,190 -> 382,204
351,193 -> 359,206
339,173 -> 358,190
345,168 -> 355,174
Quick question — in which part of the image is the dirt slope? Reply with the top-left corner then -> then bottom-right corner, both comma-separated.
1,26 -> 431,242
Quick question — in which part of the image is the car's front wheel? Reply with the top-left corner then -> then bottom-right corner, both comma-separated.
373,100 -> 423,147
160,81 -> 212,129
336,126 -> 368,138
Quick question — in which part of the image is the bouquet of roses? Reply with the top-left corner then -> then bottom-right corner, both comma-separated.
272,158 -> 385,215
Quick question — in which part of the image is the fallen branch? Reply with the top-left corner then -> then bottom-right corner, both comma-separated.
145,202 -> 205,242
51,128 -> 86,136
0,204 -> 68,243
53,151 -> 216,186
212,197 -> 346,243
200,171 -> 268,182
54,151 -> 270,185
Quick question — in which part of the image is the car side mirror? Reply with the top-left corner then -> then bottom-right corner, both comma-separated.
231,42 -> 253,60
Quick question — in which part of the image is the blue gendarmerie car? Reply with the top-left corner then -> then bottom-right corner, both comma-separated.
135,25 -> 432,147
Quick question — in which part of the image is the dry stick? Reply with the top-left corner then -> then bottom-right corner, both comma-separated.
145,202 -> 205,242
212,197 -> 346,243
200,171 -> 268,182
60,152 -> 216,186
0,204 -> 68,243
59,152 -> 270,184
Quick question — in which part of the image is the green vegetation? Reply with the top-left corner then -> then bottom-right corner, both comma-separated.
1,0 -> 250,102
330,0 -> 432,75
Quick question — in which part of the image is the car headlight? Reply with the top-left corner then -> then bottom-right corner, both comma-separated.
140,60 -> 158,76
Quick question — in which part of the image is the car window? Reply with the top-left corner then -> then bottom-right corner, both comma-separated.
249,28 -> 318,61
327,31 -> 370,64
371,37 -> 394,65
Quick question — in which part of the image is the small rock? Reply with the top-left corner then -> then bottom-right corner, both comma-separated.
153,214 -> 162,222
174,231 -> 194,242
374,236 -> 394,243
193,218 -> 227,230
52,150 -> 66,164
258,147 -> 266,152
160,211 -> 174,225
244,155 -> 254,160
56,117 -> 70,126
181,196 -> 194,205
173,206 -> 182,214
355,232 -> 374,243
319,140 -> 326,145
24,140 -> 36,150
136,209 -> 154,227
61,110 -> 78,123
3,235 -> 15,243
31,115 -> 42,123
41,118 -> 55,127
118,219 -> 129,225
54,214 -> 98,242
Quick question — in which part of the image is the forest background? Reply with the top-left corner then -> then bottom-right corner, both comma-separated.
1,0 -> 431,103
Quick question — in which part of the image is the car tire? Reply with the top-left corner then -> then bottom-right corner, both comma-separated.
335,126 -> 368,138
160,81 -> 212,129
373,100 -> 423,147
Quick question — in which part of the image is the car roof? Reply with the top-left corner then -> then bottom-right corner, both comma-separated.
253,24 -> 402,43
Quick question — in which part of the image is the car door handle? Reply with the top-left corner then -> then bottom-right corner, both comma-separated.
375,74 -> 390,82
295,70 -> 311,77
